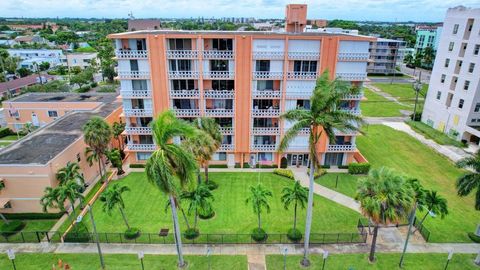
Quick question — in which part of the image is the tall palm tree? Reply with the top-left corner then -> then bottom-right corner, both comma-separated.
183,131 -> 216,184
82,117 -> 112,180
245,184 -> 273,231
413,190 -> 448,234
145,110 -> 197,268
180,183 -> 214,230
192,117 -> 222,183
456,152 -> 480,210
278,70 -> 364,266
356,167 -> 415,262
422,46 -> 435,67
40,187 -> 63,213
112,121 -> 126,151
99,184 -> 131,229
281,181 -> 308,232
57,181 -> 84,215
56,161 -> 85,186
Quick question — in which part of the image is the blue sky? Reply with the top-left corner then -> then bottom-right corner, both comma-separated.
1,0 -> 479,22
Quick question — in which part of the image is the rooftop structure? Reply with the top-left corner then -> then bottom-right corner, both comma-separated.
0,74 -> 55,97
128,19 -> 161,31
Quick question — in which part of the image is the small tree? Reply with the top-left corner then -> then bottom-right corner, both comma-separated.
17,67 -> 31,77
106,148 -> 125,175
56,161 -> 85,186
245,184 -> 272,241
20,122 -> 36,135
39,61 -> 50,71
112,122 -> 126,151
413,190 -> 448,234
180,183 -> 214,236
99,184 -> 131,229
57,181 -> 84,214
82,117 -> 112,180
281,181 -> 308,240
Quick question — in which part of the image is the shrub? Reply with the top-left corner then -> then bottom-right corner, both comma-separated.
208,164 -> 228,168
243,163 -> 251,168
205,180 -> 218,190
2,212 -> 64,220
64,223 -> 90,243
0,127 -> 14,138
348,163 -> 371,175
251,228 -> 267,242
90,82 -> 98,88
0,220 -> 26,236
184,228 -> 200,239
234,163 -> 241,168
273,169 -> 295,180
468,232 -> 480,243
124,227 -> 141,239
287,228 -> 302,242
97,85 -> 116,93
321,165 -> 331,169
256,164 -> 278,169
307,169 -> 326,179
75,85 -> 91,93
280,157 -> 288,169
338,165 -> 349,169
129,164 -> 145,168
199,209 -> 215,220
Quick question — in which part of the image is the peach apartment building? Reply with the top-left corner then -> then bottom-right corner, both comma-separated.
0,93 -> 121,213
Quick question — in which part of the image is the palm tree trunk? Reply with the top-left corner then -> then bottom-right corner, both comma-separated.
119,207 -> 130,229
204,162 -> 209,183
194,208 -> 198,229
257,210 -> 261,230
369,224 -> 379,262
97,158 -> 104,181
412,211 -> 430,234
293,201 -> 298,231
0,213 -> 9,224
197,168 -> 202,184
475,250 -> 480,265
169,195 -> 186,267
301,161 -> 315,266
179,206 -> 191,230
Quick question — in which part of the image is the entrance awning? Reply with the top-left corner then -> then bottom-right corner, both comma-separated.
0,198 -> 11,209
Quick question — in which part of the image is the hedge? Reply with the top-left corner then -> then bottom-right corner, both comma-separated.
2,212 -> 64,220
0,127 -> 14,138
468,232 -> 480,243
129,164 -> 145,168
256,164 -> 278,169
208,164 -> 228,168
124,227 -> 141,239
348,163 -> 371,174
0,220 -> 26,236
251,228 -> 267,242
307,169 -> 326,179
64,223 -> 90,243
273,169 -> 295,180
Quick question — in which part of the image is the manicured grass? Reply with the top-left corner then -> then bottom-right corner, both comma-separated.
266,253 -> 478,270
361,88 -> 410,117
0,141 -> 12,147
372,83 -> 428,104
357,125 -> 477,242
0,253 -> 247,270
83,172 -> 362,234
0,135 -> 23,140
406,120 -> 466,148
315,173 -> 362,198
21,219 -> 57,232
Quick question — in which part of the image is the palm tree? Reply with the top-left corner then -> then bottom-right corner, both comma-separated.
40,187 -> 63,213
278,70 -> 364,266
145,110 -> 197,268
245,184 -> 273,231
281,181 -> 308,233
422,46 -> 435,67
180,183 -> 214,231
99,184 -> 131,229
56,161 -> 85,186
20,122 -> 36,134
112,121 -> 126,151
183,131 -> 215,184
356,167 -> 415,262
192,117 -> 222,183
57,181 -> 84,215
404,53 -> 415,67
413,190 -> 448,234
82,117 -> 112,180
0,184 -> 7,224
456,152 -> 480,210
106,148 -> 125,175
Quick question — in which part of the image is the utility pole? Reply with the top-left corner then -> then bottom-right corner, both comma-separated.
399,202 -> 417,267
77,206 -> 105,269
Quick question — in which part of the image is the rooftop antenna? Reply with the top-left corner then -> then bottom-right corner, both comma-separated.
128,11 -> 135,19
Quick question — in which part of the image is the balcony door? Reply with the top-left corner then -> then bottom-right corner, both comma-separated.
324,153 -> 344,166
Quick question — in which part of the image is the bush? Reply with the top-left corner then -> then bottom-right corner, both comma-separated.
199,209 -> 215,220
468,232 -> 480,243
280,157 -> 288,169
205,180 -> 218,190
251,228 -> 268,242
2,212 -> 64,220
124,227 -> 141,239
75,85 -> 91,93
129,164 -> 145,168
348,163 -> 371,175
234,163 -> 241,168
0,220 -> 26,236
64,223 -> 90,243
338,165 -> 349,169
0,127 -> 14,138
184,228 -> 200,239
287,228 -> 302,242
243,163 -> 251,168
256,164 -> 278,169
273,169 -> 295,180
410,111 -> 422,121
307,169 -> 326,179
97,85 -> 116,93
321,165 -> 331,169
90,82 -> 98,88
208,164 -> 228,168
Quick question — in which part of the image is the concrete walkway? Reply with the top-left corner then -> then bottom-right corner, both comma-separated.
365,83 -> 413,107
247,254 -> 266,270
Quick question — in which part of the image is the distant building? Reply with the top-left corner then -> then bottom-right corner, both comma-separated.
415,24 -> 443,53
63,52 -> 98,70
368,38 -> 406,74
285,4 -> 307,33
128,19 -> 161,31
0,74 -> 55,98
14,35 -> 47,45
7,49 -> 64,69
252,22 -> 274,31
0,40 -> 17,47
307,19 -> 328,28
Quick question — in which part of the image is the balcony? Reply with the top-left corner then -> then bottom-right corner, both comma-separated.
120,90 -> 152,98
336,72 -> 367,81
219,144 -> 234,151
327,144 -> 356,152
203,71 -> 234,79
288,51 -> 320,60
118,70 -> 150,79
252,127 -> 280,135
252,71 -> 284,80
337,52 -> 370,61
334,129 -> 359,136
126,143 -> 157,151
168,71 -> 199,79
166,50 -> 199,59
169,90 -> 200,98
252,90 -> 282,99
203,50 -> 234,59
285,91 -> 312,99
205,109 -> 234,117
252,109 -> 280,117
252,51 -> 285,60
123,108 -> 153,117
115,50 -> 148,59
204,90 -> 235,99
173,109 -> 201,117
124,127 -> 152,135
251,144 -> 277,151
219,127 -> 234,135
342,93 -> 364,100
340,108 -> 361,115
287,145 -> 309,152
287,72 -> 317,80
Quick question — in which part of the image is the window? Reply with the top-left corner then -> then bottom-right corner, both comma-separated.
448,42 -> 454,51
258,152 -> 273,161
469,63 -> 475,73
464,80 -> 470,90
441,74 -> 446,83
436,91 -> 441,100
211,39 -> 233,51
255,60 -> 270,72
474,103 -> 480,112
212,80 -> 234,90
47,110 -> 58,118
169,60 -> 191,71
171,79 -> 195,90
474,44 -> 480,55
293,61 -> 317,72
213,152 -> 227,161
9,110 -> 19,118
168,39 -> 192,50
458,99 -> 464,109
132,80 -> 148,90
453,24 -> 459,34
136,152 -> 152,161
256,80 -> 274,91
444,58 -> 450,68
210,60 -> 229,71
76,153 -> 81,162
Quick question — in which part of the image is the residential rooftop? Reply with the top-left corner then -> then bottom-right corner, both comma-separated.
0,74 -> 55,93
8,92 -> 118,104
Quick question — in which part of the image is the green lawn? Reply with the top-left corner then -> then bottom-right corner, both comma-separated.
83,172 -> 362,235
315,173 -> 362,198
0,141 -> 12,147
0,253 -> 247,270
361,88 -> 410,117
266,253 -> 478,270
406,120 -> 465,148
372,83 -> 428,105
0,135 -> 23,141
357,125 -> 478,242
21,219 -> 57,232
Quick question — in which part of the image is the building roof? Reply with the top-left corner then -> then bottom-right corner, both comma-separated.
0,98 -> 121,165
0,74 -> 55,93
9,92 -> 117,104
128,19 -> 161,31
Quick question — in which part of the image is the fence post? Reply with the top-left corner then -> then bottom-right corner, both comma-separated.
20,232 -> 25,243
120,233 -> 123,244
105,233 -> 109,244
322,233 -> 325,244
148,233 -> 151,244
46,232 -> 50,242
36,231 -> 41,243
337,233 -> 340,243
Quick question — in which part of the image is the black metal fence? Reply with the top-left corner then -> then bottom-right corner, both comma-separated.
357,218 -> 431,242
413,218 -> 431,242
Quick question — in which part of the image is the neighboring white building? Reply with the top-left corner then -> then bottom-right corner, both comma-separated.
422,6 -> 480,144
7,49 -> 64,70
368,38 -> 406,74
62,52 -> 98,70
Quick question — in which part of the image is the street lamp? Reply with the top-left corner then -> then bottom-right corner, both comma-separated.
321,250 -> 329,270
282,246 -> 288,270
206,247 -> 212,270
412,71 -> 423,121
444,250 -> 454,270
6,249 -> 16,270
77,205 -> 105,269
138,251 -> 145,270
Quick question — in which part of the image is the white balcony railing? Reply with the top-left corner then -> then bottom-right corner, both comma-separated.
336,72 -> 367,81
327,144 -> 356,152
252,127 -> 280,135
288,51 -> 320,60
219,144 -> 234,151
337,52 -> 370,61
169,90 -> 200,98
205,109 -> 234,117
204,90 -> 235,99
166,50 -> 199,59
252,109 -> 280,117
299,128 -> 310,135
287,145 -> 310,151
252,90 -> 282,99
173,109 -> 201,117
342,93 -> 364,100
127,143 -> 157,151
340,108 -> 361,115
120,90 -> 152,98
203,50 -> 234,59
252,51 -> 285,60
123,108 -> 153,117
251,144 -> 278,151
203,71 -> 234,79
115,50 -> 148,59
168,71 -> 200,79
334,129 -> 359,136
124,127 -> 152,135
219,127 -> 234,135
118,70 -> 150,79
252,71 -> 284,79
285,91 -> 312,99
287,72 -> 318,80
